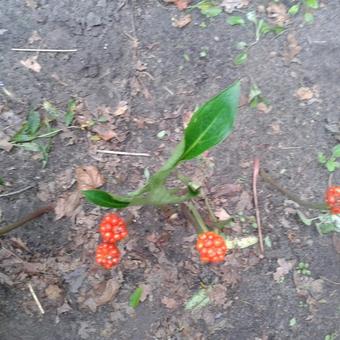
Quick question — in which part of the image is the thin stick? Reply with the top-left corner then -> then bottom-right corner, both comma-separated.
320,276 -> 340,285
253,159 -> 264,256
12,48 -> 77,53
0,205 -> 54,236
28,283 -> 45,314
96,150 -> 150,157
0,185 -> 33,198
185,202 -> 208,233
259,169 -> 328,210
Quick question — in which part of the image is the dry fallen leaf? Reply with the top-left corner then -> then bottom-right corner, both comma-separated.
273,258 -> 296,282
0,132 -> 13,152
266,2 -> 288,27
165,0 -> 191,10
45,284 -> 63,301
257,102 -> 272,113
284,33 -> 302,62
295,87 -> 314,101
92,125 -> 117,141
28,30 -> 42,44
161,296 -> 179,309
95,278 -> 120,306
214,207 -> 231,221
55,190 -> 81,220
75,165 -> 104,191
172,14 -> 192,28
208,284 -> 228,306
113,101 -> 129,116
20,56 -> 41,72
221,0 -> 250,13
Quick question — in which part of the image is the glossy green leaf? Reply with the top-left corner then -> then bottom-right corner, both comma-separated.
227,16 -> 245,26
83,189 -> 130,208
236,41 -> 247,50
288,4 -> 300,15
129,287 -> 143,309
234,51 -> 248,65
317,152 -> 327,164
180,82 -> 240,161
185,288 -> 210,310
297,210 -> 313,226
65,99 -> 76,126
326,160 -> 340,172
18,142 -> 41,152
304,0 -> 319,9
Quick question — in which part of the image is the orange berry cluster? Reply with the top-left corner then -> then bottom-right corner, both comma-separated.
196,231 -> 227,264
325,186 -> 340,215
96,213 -> 128,269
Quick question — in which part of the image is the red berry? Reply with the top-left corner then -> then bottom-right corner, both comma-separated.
196,231 -> 227,264
325,186 -> 340,215
99,213 -> 128,242
96,243 -> 121,269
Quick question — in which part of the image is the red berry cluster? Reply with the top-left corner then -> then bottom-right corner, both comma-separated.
196,231 -> 227,264
325,186 -> 340,215
96,213 -> 128,269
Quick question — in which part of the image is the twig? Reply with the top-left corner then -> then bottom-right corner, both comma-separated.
253,159 -> 264,256
0,185 -> 33,198
185,201 -> 208,233
320,276 -> 340,285
12,48 -> 77,53
0,205 -> 54,236
259,169 -> 328,210
96,150 -> 151,157
28,283 -> 45,314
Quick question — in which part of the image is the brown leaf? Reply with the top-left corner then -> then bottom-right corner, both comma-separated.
113,101 -> 129,116
75,165 -> 104,191
266,2 -> 288,26
172,15 -> 192,28
165,0 -> 191,10
95,279 -> 120,306
20,56 -> 41,72
54,190 -> 81,220
284,33 -> 302,62
161,296 -> 178,309
208,284 -> 228,306
295,87 -> 314,101
235,191 -> 253,212
257,102 -> 272,113
92,125 -> 117,141
0,133 -> 13,152
273,258 -> 296,282
221,0 -> 250,13
45,284 -> 63,301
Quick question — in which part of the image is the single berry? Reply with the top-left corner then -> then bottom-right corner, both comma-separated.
96,243 -> 121,269
325,186 -> 340,215
99,213 -> 128,242
196,231 -> 227,264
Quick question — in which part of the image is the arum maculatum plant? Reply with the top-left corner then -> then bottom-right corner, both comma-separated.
84,82 -> 257,269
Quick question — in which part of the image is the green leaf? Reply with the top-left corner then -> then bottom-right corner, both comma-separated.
27,110 -> 41,135
65,99 -> 76,126
304,12 -> 314,24
83,190 -> 130,208
326,160 -> 340,172
18,142 -> 41,152
288,4 -> 300,15
129,287 -> 143,309
0,177 -> 4,185
331,144 -> 340,158
297,210 -> 313,226
180,82 -> 240,161
185,288 -> 210,310
234,51 -> 248,65
317,152 -> 327,164
304,0 -> 319,9
196,2 -> 222,17
227,16 -> 245,26
248,83 -> 261,103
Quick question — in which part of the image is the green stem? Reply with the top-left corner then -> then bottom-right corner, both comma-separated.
260,169 -> 328,210
185,201 -> 208,233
